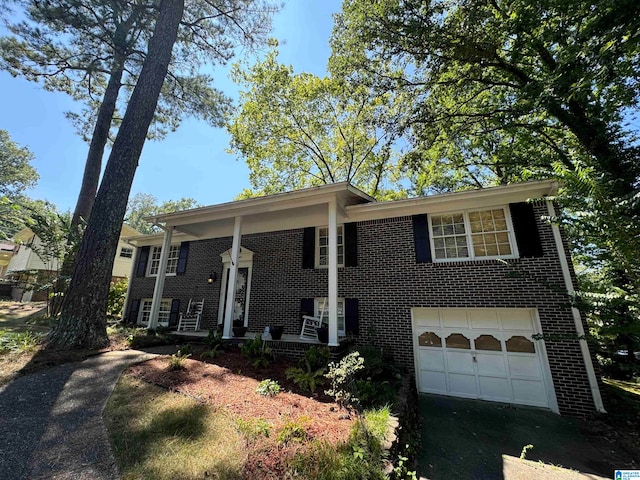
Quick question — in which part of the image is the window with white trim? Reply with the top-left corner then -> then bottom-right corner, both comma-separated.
138,298 -> 171,326
314,297 -> 345,336
316,225 -> 344,267
148,245 -> 181,276
430,208 -> 516,261
120,247 -> 134,258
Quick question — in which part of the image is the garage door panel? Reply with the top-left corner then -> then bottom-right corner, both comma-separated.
478,376 -> 511,401
512,379 -> 548,406
468,310 -> 499,329
440,309 -> 469,328
448,373 -> 477,397
419,349 -> 445,371
420,371 -> 447,393
499,310 -> 533,330
446,351 -> 475,374
476,354 -> 507,377
413,308 -> 441,327
508,355 -> 542,378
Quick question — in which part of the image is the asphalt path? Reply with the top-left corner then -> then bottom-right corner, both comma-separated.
0,348 -> 175,480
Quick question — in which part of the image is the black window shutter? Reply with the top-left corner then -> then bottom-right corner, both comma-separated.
169,299 -> 180,327
177,241 -> 190,275
128,299 -> 140,324
345,298 -> 359,335
300,298 -> 314,317
302,227 -> 315,269
412,214 -> 432,263
509,202 -> 543,258
344,223 -> 358,267
136,246 -> 150,277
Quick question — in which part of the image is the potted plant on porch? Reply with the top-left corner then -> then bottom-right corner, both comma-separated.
232,319 -> 247,337
268,325 -> 284,340
315,326 -> 328,343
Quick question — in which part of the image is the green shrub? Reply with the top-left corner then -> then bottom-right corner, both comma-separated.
286,346 -> 331,392
200,345 -> 221,359
277,417 -> 309,444
240,334 -> 271,368
256,379 -> 281,397
205,328 -> 224,349
236,418 -> 271,440
325,351 -> 365,411
167,352 -> 191,371
106,279 -> 128,321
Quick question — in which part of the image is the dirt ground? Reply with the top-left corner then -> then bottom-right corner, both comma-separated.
128,347 -> 357,477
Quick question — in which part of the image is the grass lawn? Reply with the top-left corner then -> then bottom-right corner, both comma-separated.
104,375 -> 246,480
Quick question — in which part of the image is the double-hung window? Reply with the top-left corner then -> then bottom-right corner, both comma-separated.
138,298 -> 171,326
148,245 -> 181,276
430,208 -> 516,261
316,225 -> 344,268
120,247 -> 134,258
315,297 -> 345,336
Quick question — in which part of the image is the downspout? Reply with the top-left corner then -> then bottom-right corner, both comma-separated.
546,200 -> 605,413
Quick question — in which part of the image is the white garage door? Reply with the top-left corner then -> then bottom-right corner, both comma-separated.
412,308 -> 556,410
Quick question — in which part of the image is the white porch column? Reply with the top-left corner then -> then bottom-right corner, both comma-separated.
149,226 -> 173,330
223,216 -> 243,339
328,199 -> 339,346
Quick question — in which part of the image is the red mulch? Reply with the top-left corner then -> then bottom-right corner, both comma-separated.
127,347 -> 356,478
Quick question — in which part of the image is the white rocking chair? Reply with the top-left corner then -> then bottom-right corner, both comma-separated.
177,299 -> 204,331
300,298 -> 327,341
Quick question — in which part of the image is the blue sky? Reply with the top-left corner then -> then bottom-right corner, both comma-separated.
0,1 -> 342,211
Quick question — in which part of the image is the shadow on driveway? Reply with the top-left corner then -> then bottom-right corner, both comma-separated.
417,395 -> 614,480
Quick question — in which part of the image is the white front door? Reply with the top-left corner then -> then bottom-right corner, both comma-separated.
412,308 -> 557,411
217,247 -> 253,327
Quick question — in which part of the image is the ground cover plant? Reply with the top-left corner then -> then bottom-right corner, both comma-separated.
121,345 -> 396,478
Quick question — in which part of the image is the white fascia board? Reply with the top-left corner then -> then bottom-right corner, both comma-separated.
145,182 -> 373,227
345,180 -> 559,222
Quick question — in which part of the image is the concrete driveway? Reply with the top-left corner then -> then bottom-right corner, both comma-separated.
417,395 -> 614,480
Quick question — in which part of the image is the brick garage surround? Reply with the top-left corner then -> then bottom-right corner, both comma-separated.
126,203 -> 595,416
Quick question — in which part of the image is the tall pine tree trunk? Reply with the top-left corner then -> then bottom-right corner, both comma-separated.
48,0 -> 185,349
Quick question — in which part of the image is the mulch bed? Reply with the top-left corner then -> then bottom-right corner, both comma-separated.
127,347 -> 357,477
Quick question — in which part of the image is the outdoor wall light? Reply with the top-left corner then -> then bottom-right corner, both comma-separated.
208,272 -> 217,284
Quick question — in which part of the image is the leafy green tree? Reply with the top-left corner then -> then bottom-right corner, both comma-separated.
0,130 -> 39,239
331,0 -> 640,368
47,0 -> 276,349
1,0 -> 274,227
125,193 -> 201,234
227,46 -> 406,199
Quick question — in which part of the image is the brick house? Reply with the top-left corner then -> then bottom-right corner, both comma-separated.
123,180 -> 603,416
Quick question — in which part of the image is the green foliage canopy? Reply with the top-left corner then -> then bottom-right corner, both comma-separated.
227,46 -> 407,199
125,193 -> 201,234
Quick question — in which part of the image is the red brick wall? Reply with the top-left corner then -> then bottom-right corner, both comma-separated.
126,202 -> 596,416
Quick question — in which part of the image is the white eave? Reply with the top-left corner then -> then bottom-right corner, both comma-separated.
125,180 -> 558,246
345,180 -> 559,222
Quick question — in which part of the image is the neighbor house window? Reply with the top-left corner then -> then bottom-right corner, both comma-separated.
315,297 -> 345,336
138,298 -> 171,326
120,247 -> 134,258
148,245 -> 180,276
316,225 -> 344,267
430,208 -> 515,261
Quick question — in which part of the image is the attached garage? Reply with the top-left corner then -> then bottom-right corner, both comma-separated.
412,308 -> 558,412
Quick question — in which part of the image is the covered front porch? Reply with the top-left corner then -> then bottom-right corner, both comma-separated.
133,183 -> 373,346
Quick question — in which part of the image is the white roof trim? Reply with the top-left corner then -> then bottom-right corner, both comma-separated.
148,182 -> 374,226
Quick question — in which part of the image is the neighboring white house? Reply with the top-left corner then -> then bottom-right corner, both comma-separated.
7,224 -> 139,301
0,241 -> 15,279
